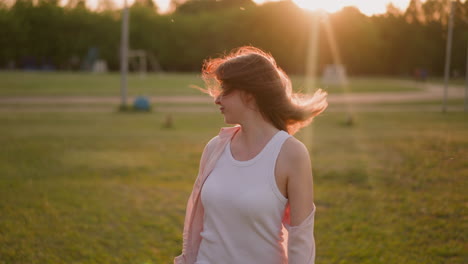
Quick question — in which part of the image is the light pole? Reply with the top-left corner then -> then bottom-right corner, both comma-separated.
443,1 -> 455,113
465,41 -> 468,112
120,0 -> 129,108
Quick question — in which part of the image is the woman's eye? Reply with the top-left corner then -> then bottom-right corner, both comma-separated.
222,89 -> 232,96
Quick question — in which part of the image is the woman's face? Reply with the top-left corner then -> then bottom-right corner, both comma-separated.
214,89 -> 249,125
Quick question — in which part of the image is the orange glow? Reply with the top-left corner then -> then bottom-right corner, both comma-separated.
290,0 -> 346,13
254,0 -> 412,16
82,0 -> 413,16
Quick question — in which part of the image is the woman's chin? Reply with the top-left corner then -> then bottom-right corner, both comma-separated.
223,116 -> 236,125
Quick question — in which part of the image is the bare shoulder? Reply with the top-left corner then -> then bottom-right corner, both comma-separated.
275,136 -> 313,201
276,136 -> 312,183
279,136 -> 311,165
280,137 -> 314,226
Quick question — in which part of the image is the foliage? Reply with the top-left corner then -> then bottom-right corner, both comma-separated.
173,0 -> 255,14
0,0 -> 467,76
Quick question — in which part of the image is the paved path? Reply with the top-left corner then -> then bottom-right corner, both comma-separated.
0,105 -> 464,113
0,81 -> 465,112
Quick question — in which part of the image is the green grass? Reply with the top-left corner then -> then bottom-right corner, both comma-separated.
0,72 -> 206,97
0,72 -> 422,97
0,109 -> 466,264
291,76 -> 422,94
377,98 -> 465,106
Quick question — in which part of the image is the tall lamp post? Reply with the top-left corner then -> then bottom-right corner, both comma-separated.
443,1 -> 455,113
120,0 -> 129,108
465,41 -> 468,112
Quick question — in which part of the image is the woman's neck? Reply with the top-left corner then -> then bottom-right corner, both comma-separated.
235,117 -> 279,148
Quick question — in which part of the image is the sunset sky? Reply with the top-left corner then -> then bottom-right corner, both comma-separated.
87,0 -> 414,16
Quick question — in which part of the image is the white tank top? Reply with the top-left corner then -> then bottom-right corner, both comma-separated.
196,130 -> 291,264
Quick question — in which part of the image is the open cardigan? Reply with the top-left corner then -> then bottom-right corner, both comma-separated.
174,126 -> 316,264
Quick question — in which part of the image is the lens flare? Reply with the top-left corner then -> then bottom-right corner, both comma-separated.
286,0 -> 410,16
292,0 -> 344,13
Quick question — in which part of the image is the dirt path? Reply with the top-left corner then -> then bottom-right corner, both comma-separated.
0,81 -> 465,112
0,105 -> 464,113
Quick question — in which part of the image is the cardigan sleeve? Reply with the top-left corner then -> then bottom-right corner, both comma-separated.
283,203 -> 316,264
174,136 -> 220,264
174,127 -> 240,264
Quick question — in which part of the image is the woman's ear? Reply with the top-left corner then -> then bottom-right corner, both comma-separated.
240,91 -> 258,111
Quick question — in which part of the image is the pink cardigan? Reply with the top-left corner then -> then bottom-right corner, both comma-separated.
174,126 -> 316,264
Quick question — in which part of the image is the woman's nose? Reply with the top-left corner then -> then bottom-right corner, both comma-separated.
215,95 -> 221,105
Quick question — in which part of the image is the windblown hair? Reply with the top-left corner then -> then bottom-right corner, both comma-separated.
201,46 -> 328,135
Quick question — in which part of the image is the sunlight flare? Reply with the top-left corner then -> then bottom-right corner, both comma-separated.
301,12 -> 321,150
273,0 -> 411,16
83,0 -> 413,16
292,0 -> 345,13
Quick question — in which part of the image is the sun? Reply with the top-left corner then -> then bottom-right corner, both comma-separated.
291,0 -> 344,13
288,0 -> 393,16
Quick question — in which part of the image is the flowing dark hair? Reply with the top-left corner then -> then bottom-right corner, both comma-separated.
200,46 -> 327,135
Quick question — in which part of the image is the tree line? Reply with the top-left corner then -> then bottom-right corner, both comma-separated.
1,0 -> 467,76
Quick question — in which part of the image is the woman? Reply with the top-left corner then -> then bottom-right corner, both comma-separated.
175,46 -> 327,264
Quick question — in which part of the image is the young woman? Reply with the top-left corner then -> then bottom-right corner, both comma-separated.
175,46 -> 327,264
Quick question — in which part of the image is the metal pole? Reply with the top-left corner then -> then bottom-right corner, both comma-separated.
141,52 -> 147,78
120,0 -> 129,107
443,1 -> 455,113
465,40 -> 468,112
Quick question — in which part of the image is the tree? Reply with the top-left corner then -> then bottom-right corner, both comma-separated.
405,0 -> 425,24
1,0 -> 467,74
421,0 -> 451,25
174,0 -> 255,14
96,0 -> 115,11
385,3 -> 402,17
132,0 -> 158,11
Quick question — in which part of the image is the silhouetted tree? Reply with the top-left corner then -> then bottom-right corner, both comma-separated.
0,0 -> 467,75
174,0 -> 255,14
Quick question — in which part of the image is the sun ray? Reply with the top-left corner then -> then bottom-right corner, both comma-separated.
321,13 -> 355,123
301,11 -> 321,150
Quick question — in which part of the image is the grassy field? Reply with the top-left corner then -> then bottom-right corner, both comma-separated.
0,110 -> 466,264
0,73 -> 467,263
0,72 -> 422,97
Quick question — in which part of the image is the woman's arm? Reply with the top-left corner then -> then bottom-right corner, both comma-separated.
280,137 -> 314,225
277,137 -> 316,263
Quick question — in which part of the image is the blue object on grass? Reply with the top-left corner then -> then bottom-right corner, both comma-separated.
133,96 -> 151,111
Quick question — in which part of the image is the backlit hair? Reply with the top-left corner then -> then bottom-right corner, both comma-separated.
201,46 -> 328,135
